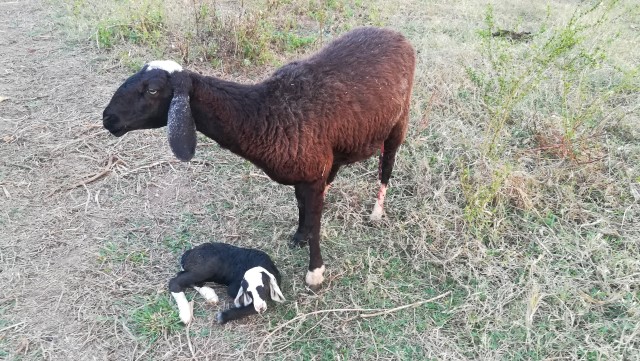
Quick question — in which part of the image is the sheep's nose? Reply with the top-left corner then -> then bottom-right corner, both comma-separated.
102,114 -> 114,125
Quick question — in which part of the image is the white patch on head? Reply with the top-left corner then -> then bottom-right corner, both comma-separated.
234,266 -> 284,313
369,184 -> 388,221
146,60 -> 183,73
193,286 -> 218,303
305,265 -> 326,287
171,292 -> 192,324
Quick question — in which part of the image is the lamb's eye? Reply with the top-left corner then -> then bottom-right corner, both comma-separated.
148,89 -> 158,95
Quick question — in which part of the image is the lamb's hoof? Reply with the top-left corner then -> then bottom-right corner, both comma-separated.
215,311 -> 226,324
198,286 -> 219,303
179,309 -> 192,325
289,233 -> 309,248
305,265 -> 326,290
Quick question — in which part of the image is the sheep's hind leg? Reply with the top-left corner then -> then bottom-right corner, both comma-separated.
370,122 -> 406,221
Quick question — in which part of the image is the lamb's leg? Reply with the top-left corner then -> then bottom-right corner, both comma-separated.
302,180 -> 326,289
291,184 -> 308,247
168,271 -> 206,324
216,305 -> 258,324
371,121 -> 407,221
193,286 -> 219,303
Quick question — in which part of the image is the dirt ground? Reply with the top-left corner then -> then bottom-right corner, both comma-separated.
0,1 -> 212,359
2,1 -> 344,359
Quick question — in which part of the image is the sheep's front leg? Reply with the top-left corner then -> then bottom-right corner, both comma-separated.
291,184 -> 309,247
292,164 -> 340,248
302,181 -> 326,289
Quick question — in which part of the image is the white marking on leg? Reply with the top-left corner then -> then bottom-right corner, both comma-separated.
323,184 -> 331,198
369,184 -> 388,221
305,265 -> 326,287
193,286 -> 219,303
146,60 -> 183,73
171,292 -> 192,324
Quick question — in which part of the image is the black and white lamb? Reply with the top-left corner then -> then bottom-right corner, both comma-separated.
169,242 -> 285,325
103,27 -> 416,289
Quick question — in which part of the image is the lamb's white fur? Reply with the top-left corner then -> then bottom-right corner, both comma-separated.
171,291 -> 192,324
234,266 -> 285,313
193,286 -> 218,303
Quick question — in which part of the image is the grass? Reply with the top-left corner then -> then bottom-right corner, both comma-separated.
57,0 -> 389,71
128,294 -> 183,342
1,0 -> 638,359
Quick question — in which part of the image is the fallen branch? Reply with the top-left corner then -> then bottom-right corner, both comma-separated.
118,160 -> 179,177
46,155 -> 123,197
0,321 -> 25,333
257,291 -> 451,355
119,159 -> 215,177
360,291 -> 451,318
69,155 -> 123,189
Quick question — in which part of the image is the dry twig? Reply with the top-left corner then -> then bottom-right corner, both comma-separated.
257,291 -> 451,355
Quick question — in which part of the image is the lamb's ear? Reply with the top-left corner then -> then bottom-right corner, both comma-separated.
167,71 -> 196,161
233,283 -> 252,307
264,271 -> 285,303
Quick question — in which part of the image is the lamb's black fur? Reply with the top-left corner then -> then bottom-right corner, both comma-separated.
103,27 -> 416,288
169,242 -> 283,324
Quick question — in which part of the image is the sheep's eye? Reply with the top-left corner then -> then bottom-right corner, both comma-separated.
148,89 -> 158,95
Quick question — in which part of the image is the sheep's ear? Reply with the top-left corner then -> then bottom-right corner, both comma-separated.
265,272 -> 285,303
167,71 -> 196,162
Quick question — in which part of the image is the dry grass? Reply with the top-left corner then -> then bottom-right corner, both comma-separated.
1,0 -> 639,360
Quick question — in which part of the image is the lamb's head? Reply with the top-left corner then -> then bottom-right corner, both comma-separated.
234,267 -> 285,313
102,60 -> 197,161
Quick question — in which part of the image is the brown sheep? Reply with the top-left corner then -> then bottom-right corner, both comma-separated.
102,27 -> 416,288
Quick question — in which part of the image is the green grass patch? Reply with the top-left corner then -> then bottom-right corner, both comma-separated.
97,240 -> 149,266
128,294 -> 183,342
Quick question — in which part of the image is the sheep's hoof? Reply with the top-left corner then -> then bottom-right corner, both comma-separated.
307,283 -> 323,292
369,203 -> 384,222
289,232 -> 309,248
305,265 -> 326,290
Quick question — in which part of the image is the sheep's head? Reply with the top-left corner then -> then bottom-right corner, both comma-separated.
102,60 -> 197,161
234,267 -> 285,313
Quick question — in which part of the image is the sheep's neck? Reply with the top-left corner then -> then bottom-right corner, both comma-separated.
189,74 -> 265,156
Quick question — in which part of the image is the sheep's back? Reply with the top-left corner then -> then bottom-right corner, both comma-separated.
260,28 -> 415,179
